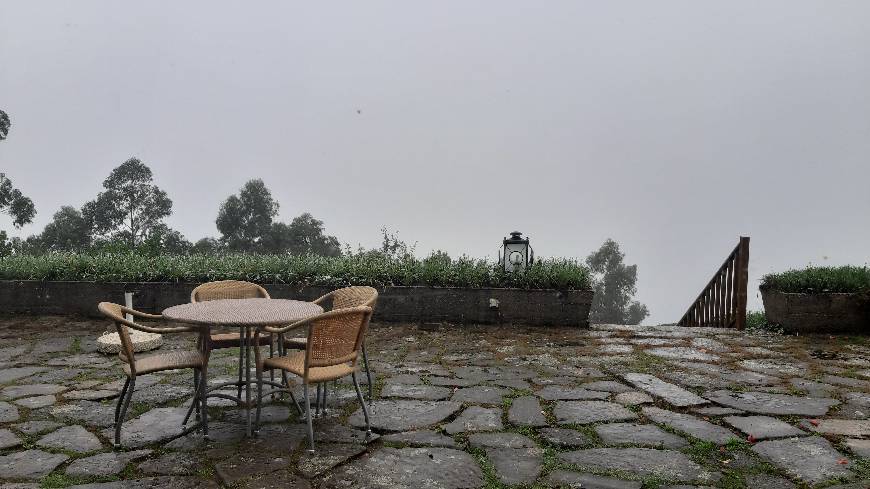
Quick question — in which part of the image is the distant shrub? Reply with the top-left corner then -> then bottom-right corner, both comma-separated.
0,252 -> 591,290
761,266 -> 870,294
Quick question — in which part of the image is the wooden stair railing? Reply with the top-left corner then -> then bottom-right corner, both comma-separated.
678,236 -> 750,329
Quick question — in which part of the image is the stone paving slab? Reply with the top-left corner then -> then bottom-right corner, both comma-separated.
844,438 -> 870,458
484,447 -> 543,485
103,406 -> 189,448
558,448 -> 720,484
443,406 -> 503,434
704,390 -> 840,416
348,400 -> 461,432
554,401 -> 637,425
381,383 -> 452,400
802,418 -> 870,436
0,383 -> 66,399
538,427 -> 592,448
450,385 -> 510,404
37,425 -> 103,453
380,430 -> 458,448
321,447 -> 484,489
0,449 -> 69,479
537,386 -> 610,401
595,422 -> 688,449
544,470 -> 642,489
0,428 -> 22,449
623,373 -> 707,407
66,449 -> 152,477
642,406 -> 738,444
722,415 -> 806,439
507,395 -> 547,427
752,436 -> 853,484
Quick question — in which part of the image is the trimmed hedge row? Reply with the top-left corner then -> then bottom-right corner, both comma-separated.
0,252 -> 591,290
761,265 -> 870,294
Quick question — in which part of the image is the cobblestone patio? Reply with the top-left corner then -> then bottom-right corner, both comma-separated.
1,316 -> 869,488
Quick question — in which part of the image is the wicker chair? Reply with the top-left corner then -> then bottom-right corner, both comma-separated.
181,281 -> 282,424
192,281 -> 276,394
283,286 -> 377,401
98,302 -> 208,446
255,306 -> 373,452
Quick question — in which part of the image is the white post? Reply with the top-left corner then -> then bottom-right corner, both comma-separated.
124,292 -> 134,322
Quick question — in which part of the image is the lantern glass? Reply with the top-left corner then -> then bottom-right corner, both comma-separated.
502,231 -> 530,272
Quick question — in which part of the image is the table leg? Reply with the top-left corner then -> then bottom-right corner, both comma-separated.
244,325 -> 252,437
201,328 -> 210,440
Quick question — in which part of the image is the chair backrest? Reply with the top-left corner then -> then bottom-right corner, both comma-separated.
98,301 -> 139,369
191,280 -> 269,303
304,306 -> 373,374
331,286 -> 378,310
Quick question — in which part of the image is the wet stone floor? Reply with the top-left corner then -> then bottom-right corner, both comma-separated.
0,316 -> 869,488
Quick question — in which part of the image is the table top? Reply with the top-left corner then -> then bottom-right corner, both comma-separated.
162,298 -> 323,326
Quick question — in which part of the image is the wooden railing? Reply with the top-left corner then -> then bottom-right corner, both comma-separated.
678,236 -> 749,329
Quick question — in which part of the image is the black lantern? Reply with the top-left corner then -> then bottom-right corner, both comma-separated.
500,231 -> 533,272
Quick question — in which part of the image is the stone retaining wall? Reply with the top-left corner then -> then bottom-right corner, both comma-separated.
761,288 -> 870,334
0,280 -> 593,327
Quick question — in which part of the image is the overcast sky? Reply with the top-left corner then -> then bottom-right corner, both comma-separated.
2,1 -> 869,324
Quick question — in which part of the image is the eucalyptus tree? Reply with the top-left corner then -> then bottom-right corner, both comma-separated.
216,179 -> 279,251
0,172 -> 36,256
586,239 -> 649,325
82,158 -> 173,248
36,206 -> 91,251
0,173 -> 36,228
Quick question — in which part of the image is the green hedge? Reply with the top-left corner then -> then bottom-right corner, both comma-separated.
761,265 -> 870,294
0,252 -> 591,290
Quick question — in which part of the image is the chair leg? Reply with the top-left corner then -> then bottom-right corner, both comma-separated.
236,340 -> 245,400
114,377 -> 130,423
268,335 -> 275,401
314,383 -> 322,418
254,366 -> 263,434
183,370 -> 200,425
200,362 -> 209,439
362,342 -> 373,400
351,372 -> 372,437
303,383 -> 315,453
115,376 -> 136,446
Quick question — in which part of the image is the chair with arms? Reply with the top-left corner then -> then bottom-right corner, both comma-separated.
98,302 -> 208,446
181,280 -> 285,424
282,286 -> 377,402
254,306 -> 373,452
191,281 -> 276,396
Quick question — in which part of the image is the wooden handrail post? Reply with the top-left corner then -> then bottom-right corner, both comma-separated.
734,236 -> 750,330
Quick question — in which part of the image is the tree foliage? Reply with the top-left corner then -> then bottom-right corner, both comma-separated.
0,109 -> 10,141
262,213 -> 341,256
585,239 -> 649,325
0,173 -> 36,228
216,180 -> 340,256
36,206 -> 91,251
82,158 -> 172,247
216,179 -> 279,251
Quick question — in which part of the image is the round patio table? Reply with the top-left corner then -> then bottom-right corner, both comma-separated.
163,298 -> 323,436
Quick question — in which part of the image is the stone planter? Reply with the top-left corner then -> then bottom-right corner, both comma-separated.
0,280 -> 593,327
761,287 -> 870,334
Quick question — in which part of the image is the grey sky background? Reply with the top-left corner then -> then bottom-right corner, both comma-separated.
2,1 -> 869,324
